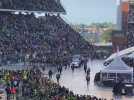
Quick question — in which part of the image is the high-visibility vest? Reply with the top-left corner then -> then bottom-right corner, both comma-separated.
5,75 -> 10,83
23,72 -> 27,80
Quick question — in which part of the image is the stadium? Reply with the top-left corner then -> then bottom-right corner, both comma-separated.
0,0 -> 91,66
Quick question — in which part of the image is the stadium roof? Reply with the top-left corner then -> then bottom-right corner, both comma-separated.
0,9 -> 66,14
0,0 -> 66,13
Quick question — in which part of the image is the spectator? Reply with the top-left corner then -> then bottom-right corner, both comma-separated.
56,73 -> 60,84
87,68 -> 91,75
84,62 -> 87,73
86,75 -> 90,86
48,70 -> 53,79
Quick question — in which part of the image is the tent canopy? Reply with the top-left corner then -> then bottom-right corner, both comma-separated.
105,46 -> 134,62
127,52 -> 134,58
101,57 -> 133,73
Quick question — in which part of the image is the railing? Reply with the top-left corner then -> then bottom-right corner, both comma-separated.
0,62 -> 32,71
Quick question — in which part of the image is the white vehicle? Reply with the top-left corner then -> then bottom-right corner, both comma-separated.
70,55 -> 81,68
71,59 -> 81,68
70,61 -> 80,68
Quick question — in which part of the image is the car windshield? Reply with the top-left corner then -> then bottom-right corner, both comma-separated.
73,59 -> 80,62
73,55 -> 80,58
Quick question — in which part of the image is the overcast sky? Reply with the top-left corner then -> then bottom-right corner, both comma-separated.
61,0 -> 118,25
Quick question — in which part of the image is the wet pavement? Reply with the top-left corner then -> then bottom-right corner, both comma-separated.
44,59 -> 134,100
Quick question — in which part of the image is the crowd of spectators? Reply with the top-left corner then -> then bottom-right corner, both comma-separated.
0,12 -> 90,65
0,67 -> 112,100
0,0 -> 65,12
37,77 -> 111,100
0,0 -> 103,100
127,24 -> 134,47
127,5 -> 134,47
128,5 -> 134,23
127,33 -> 134,47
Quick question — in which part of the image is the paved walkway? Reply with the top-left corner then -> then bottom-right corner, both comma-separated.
44,59 -> 134,100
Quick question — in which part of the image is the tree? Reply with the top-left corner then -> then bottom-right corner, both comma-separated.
100,29 -> 113,43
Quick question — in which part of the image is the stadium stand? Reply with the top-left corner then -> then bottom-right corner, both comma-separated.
0,9 -> 90,65
0,0 -> 65,13
127,3 -> 134,47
